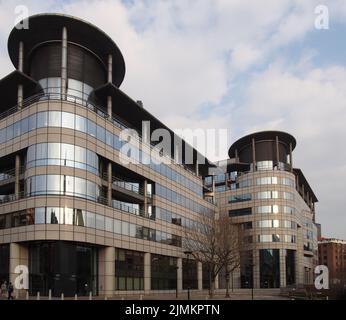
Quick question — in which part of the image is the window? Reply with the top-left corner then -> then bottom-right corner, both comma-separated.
283,192 -> 294,201
256,177 -> 278,185
257,220 -> 279,228
257,191 -> 278,199
229,208 -> 252,217
229,193 -> 252,203
34,208 -> 45,224
256,205 -> 279,214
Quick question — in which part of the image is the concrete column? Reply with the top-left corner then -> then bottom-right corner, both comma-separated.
143,180 -> 148,217
195,160 -> 199,176
107,54 -> 113,118
280,249 -> 287,288
197,262 -> 203,290
108,54 -> 113,83
17,85 -> 23,109
98,247 -> 115,297
18,41 -> 24,72
251,138 -> 256,171
289,143 -> 293,172
177,258 -> 183,292
18,41 -> 24,110
9,243 -> 28,298
144,252 -> 151,292
107,96 -> 112,119
214,273 -> 219,290
15,154 -> 21,199
107,163 -> 112,206
275,136 -> 280,167
61,27 -> 68,98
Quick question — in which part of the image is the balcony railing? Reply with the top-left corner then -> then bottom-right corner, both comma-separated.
0,191 -> 25,204
0,166 -> 25,184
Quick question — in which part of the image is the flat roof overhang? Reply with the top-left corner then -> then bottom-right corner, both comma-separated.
93,83 -> 215,170
0,70 -> 42,115
293,168 -> 318,203
8,13 -> 126,87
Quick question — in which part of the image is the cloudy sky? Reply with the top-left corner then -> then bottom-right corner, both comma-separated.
0,0 -> 345,238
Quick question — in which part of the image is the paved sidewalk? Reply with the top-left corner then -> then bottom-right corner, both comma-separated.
6,289 -> 289,300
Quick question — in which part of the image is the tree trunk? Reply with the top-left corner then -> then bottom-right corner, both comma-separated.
225,275 -> 230,298
210,279 -> 215,298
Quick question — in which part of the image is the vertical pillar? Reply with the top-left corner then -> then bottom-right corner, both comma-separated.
143,180 -> 148,217
275,136 -> 280,168
61,27 -> 68,98
15,154 -> 21,199
195,159 -> 199,176
251,138 -> 256,171
107,54 -> 113,118
17,41 -> 24,109
289,143 -> 293,172
214,273 -> 219,290
235,148 -> 239,162
98,247 -> 115,296
107,163 -> 112,206
280,249 -> 287,288
177,258 -> 183,292
197,262 -> 203,290
144,252 -> 151,292
9,243 -> 28,298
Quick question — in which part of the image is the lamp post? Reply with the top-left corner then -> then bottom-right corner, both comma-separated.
184,251 -> 192,300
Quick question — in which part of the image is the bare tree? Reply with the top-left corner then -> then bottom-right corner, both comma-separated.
184,211 -> 243,298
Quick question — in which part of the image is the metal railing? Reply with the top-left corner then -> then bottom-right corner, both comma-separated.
0,191 -> 25,204
0,166 -> 25,183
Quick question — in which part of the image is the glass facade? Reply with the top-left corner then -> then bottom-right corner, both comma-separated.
27,143 -> 99,175
151,254 -> 177,290
0,111 -> 203,197
240,250 -> 253,288
182,259 -> 198,290
259,249 -> 280,288
25,174 -> 100,201
285,250 -> 296,286
115,249 -> 144,291
0,244 -> 9,284
29,241 -> 98,296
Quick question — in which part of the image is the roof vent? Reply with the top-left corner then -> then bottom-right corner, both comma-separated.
137,100 -> 143,108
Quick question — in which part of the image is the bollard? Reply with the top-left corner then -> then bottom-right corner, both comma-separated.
37,292 -> 40,300
121,297 -> 124,300
205,295 -> 209,300
89,291 -> 92,300
75,294 -> 78,300
15,291 -> 19,300
26,291 -> 29,300
139,294 -> 143,300
104,296 -> 108,300
48,289 -> 52,300
61,293 -> 64,300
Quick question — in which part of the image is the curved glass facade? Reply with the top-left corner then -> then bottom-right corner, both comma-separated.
0,110 -> 203,197
38,78 -> 94,105
25,175 -> 100,201
27,143 -> 99,175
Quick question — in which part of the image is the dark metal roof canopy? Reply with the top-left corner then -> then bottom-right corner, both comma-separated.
93,83 -> 214,171
293,168 -> 318,203
7,13 -> 126,87
228,130 -> 297,159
